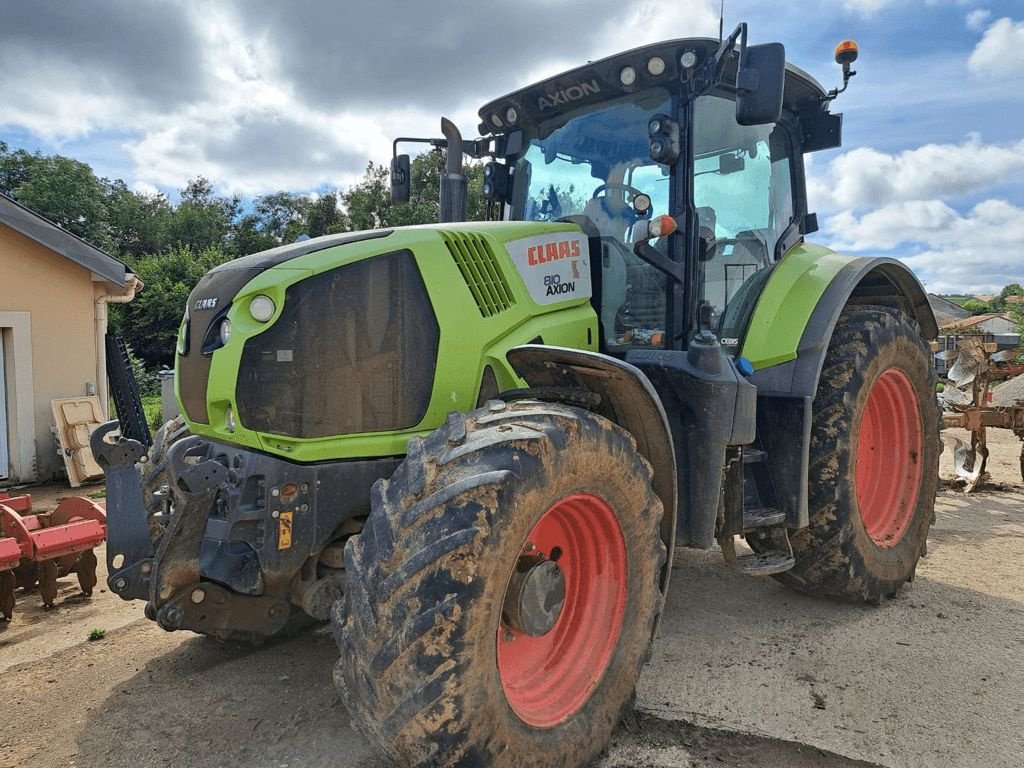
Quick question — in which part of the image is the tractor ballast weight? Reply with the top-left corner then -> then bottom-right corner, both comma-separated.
97,25 -> 939,768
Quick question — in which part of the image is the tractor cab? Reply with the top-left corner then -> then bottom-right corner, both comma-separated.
464,29 -> 840,353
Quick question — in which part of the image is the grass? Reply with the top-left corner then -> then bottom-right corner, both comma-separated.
142,394 -> 163,430
88,628 -> 106,641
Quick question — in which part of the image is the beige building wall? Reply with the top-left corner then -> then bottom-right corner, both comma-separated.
0,222 -> 104,481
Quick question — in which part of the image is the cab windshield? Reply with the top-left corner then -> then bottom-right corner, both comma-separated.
509,88 -> 673,239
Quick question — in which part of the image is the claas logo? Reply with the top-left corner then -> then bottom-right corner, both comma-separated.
527,239 -> 581,266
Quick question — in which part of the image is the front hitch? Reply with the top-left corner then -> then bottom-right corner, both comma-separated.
148,435 -> 227,629
91,421 -> 153,601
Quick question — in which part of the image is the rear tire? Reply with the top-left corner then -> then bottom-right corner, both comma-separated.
333,401 -> 666,768
771,307 -> 938,602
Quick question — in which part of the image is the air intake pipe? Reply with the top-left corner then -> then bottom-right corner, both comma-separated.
439,117 -> 468,223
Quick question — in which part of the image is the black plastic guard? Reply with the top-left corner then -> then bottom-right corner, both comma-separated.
628,337 -> 756,549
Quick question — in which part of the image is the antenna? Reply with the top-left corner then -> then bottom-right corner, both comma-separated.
719,0 -> 725,42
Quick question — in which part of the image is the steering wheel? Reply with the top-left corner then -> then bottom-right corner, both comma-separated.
591,182 -> 646,203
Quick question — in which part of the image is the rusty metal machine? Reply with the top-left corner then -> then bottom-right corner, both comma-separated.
938,337 -> 1024,492
0,492 -> 107,620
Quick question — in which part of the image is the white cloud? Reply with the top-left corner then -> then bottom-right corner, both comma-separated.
807,135 -> 1024,211
844,0 -> 895,15
130,180 -> 159,197
966,9 -> 992,31
822,198 -> 1024,294
2,0 -> 722,196
968,17 -> 1024,75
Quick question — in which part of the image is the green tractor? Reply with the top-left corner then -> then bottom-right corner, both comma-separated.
95,25 -> 938,768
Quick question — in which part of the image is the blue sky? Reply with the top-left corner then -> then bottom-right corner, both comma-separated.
2,0 -> 1022,294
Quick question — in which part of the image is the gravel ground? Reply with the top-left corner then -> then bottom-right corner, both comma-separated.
1,430 -> 1023,768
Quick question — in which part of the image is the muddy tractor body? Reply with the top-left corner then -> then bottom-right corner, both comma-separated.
96,27 -> 939,768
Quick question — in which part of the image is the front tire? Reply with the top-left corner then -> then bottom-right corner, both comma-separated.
333,401 -> 666,767
772,306 -> 939,601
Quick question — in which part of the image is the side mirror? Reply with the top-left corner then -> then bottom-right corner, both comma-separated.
735,43 -> 786,126
391,154 -> 410,204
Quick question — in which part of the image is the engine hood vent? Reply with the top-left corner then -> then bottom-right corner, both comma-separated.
441,231 -> 516,317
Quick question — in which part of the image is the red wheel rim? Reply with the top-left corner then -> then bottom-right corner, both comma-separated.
497,492 -> 628,728
855,368 -> 924,547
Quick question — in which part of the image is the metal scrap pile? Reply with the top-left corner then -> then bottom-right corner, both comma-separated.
937,338 -> 1024,492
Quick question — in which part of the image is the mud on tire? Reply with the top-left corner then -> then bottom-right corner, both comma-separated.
771,306 -> 939,602
333,400 -> 666,768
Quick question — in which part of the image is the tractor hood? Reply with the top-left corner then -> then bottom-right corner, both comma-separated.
175,221 -> 598,462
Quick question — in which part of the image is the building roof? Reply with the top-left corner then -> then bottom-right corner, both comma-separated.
0,191 -> 128,286
939,313 -> 1013,332
928,293 -> 971,320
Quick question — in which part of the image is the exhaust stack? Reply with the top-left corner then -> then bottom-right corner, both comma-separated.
439,117 -> 468,223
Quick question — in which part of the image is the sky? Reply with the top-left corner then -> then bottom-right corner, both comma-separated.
1,0 -> 1022,295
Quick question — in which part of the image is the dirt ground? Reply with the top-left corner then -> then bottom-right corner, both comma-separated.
1,429 -> 1022,768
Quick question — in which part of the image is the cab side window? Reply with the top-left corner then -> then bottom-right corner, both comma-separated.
693,94 -> 795,343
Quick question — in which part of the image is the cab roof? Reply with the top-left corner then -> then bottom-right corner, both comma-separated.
477,37 -> 829,136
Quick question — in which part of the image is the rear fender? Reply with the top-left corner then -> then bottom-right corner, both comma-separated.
742,248 -> 937,528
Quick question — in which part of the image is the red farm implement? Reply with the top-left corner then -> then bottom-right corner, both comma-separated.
0,493 -> 107,620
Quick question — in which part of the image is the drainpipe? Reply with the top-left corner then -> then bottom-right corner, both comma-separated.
95,274 -> 143,419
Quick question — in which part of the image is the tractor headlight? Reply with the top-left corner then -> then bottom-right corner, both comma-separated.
176,310 -> 190,356
225,405 -> 236,433
218,318 -> 232,345
249,295 -> 276,322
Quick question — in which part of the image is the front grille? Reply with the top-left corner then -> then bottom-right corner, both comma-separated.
235,250 -> 439,438
441,232 -> 515,317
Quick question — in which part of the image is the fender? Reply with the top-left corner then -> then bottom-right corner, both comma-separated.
505,344 -> 676,648
741,243 -> 937,528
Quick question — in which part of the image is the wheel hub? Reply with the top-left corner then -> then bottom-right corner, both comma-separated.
502,555 -> 565,637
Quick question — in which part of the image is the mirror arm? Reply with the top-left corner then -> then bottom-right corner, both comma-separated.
633,241 -> 686,284
685,22 -> 747,103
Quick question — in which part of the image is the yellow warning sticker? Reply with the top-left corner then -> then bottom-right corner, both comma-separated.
278,511 -> 293,550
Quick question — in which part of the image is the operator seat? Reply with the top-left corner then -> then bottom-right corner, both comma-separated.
701,228 -> 770,317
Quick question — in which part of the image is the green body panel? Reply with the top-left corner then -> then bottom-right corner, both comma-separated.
739,243 -> 856,370
178,221 -> 597,462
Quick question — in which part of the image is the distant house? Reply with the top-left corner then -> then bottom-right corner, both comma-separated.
934,313 -> 1021,375
928,294 -> 971,329
0,192 -> 141,484
940,314 -> 1018,336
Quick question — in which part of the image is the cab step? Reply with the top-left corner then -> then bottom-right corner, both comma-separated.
736,548 -> 795,576
737,521 -> 795,577
743,506 -> 786,528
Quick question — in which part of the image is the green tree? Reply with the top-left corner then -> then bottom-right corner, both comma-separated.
341,152 -> 487,229
167,177 -> 240,253
3,150 -> 113,250
111,246 -> 234,368
106,180 -> 174,259
304,191 -> 345,238
0,144 -> 41,195
234,191 -> 316,255
961,298 -> 991,315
